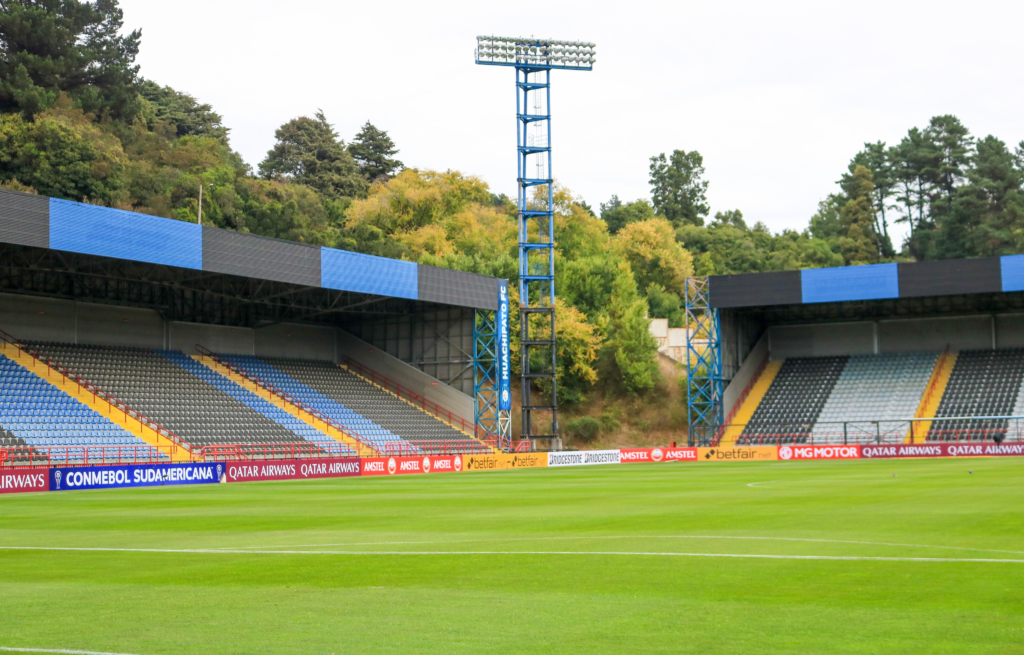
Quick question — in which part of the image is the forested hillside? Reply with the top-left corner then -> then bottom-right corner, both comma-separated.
2,0 -> 1022,445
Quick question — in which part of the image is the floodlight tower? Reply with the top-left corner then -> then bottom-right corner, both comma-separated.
476,35 -> 596,450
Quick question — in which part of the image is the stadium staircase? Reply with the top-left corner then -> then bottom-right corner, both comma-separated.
28,343 -> 330,458
718,360 -> 782,447
0,337 -> 177,463
907,350 -> 955,442
193,348 -> 375,457
810,352 -> 938,444
926,348 -> 1024,442
736,356 -> 848,445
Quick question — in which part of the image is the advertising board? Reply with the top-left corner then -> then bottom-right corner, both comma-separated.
0,468 -> 50,494
697,447 -> 778,462
497,280 -> 511,411
225,458 -> 361,483
49,462 -> 222,491
360,455 -> 464,476
462,452 -> 548,471
777,445 -> 861,460
547,450 -> 621,467
619,447 -> 698,463
862,443 -> 1024,458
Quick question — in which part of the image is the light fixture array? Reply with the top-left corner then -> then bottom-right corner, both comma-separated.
475,36 -> 596,68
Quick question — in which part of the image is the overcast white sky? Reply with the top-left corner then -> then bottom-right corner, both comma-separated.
121,0 -> 1023,247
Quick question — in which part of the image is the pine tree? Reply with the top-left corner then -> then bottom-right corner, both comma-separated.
603,263 -> 661,395
838,166 -> 879,265
258,111 -> 366,199
349,121 -> 402,183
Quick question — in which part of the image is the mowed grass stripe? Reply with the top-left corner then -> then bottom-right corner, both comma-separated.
0,458 -> 1022,654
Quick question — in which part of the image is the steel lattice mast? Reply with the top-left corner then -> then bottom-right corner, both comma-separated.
475,35 -> 596,450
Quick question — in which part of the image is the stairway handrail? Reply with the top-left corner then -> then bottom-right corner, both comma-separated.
0,330 -> 185,457
194,345 -> 379,456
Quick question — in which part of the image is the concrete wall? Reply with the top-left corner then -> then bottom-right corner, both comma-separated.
768,314 -> 1009,359
169,322 -> 253,355
0,293 -> 77,343
336,329 -> 475,421
770,322 -> 875,359
76,303 -> 164,348
723,332 -> 769,419
254,323 -> 336,361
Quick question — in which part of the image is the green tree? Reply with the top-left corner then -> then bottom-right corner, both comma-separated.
842,141 -> 895,256
603,263 -> 661,396
838,165 -> 879,265
258,110 -> 366,200
0,0 -> 142,119
138,81 -> 228,143
349,121 -> 402,183
649,149 -> 709,227
646,283 -> 684,328
599,195 -> 655,234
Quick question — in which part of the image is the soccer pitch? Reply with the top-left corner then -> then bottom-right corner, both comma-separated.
1,458 -> 1022,654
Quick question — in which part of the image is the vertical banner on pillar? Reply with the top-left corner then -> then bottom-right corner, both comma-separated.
497,279 -> 511,411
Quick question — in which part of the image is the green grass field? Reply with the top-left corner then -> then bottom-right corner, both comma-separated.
1,458 -> 1023,654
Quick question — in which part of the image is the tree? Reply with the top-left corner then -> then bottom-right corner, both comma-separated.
890,128 -> 931,243
258,111 -> 366,200
842,141 -> 895,256
646,283 -> 684,328
649,149 -> 710,227
599,195 -> 655,234
603,263 -> 660,396
349,121 -> 402,183
838,165 -> 879,265
0,0 -> 142,119
139,81 -> 228,143
613,218 -> 693,293
922,115 -> 973,215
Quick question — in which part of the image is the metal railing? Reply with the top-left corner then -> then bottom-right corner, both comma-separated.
195,345 -> 379,457
341,355 -> 502,447
197,442 -> 341,462
718,416 -> 1024,447
0,329 -> 186,458
0,445 -> 174,468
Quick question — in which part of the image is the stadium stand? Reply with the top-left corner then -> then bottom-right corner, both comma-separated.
810,352 -> 938,444
159,350 -> 354,456
0,353 -> 165,462
272,357 -> 493,453
28,343 -> 330,455
216,354 -> 422,454
927,348 -> 1024,442
737,357 -> 848,444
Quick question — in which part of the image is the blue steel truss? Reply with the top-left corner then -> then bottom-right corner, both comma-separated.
476,37 -> 593,447
684,277 -> 723,446
473,309 -> 510,448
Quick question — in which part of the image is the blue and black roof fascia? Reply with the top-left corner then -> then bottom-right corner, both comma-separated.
708,257 -> 1024,309
0,187 -> 500,311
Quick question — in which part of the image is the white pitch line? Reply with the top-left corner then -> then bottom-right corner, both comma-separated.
0,546 -> 1021,563
220,534 -> 1024,556
747,480 -> 779,487
0,648 -> 145,655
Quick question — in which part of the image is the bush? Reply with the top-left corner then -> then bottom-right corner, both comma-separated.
566,417 -> 601,443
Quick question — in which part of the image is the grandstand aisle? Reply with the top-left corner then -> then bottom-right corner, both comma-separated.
927,349 -> 1024,442
216,354 -> 420,453
0,353 -> 164,462
811,352 -> 938,444
28,343 -> 330,454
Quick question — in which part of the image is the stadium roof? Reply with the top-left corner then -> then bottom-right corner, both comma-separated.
0,187 -> 501,317
710,257 -> 1024,309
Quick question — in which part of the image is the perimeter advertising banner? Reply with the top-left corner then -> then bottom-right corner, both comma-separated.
548,450 -> 621,467
462,452 -> 548,471
861,443 -> 1024,458
49,462 -> 222,491
225,458 -> 361,483
620,447 -> 699,463
777,445 -> 861,460
497,280 -> 511,411
697,447 -> 778,462
360,455 -> 464,477
0,468 -> 50,494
